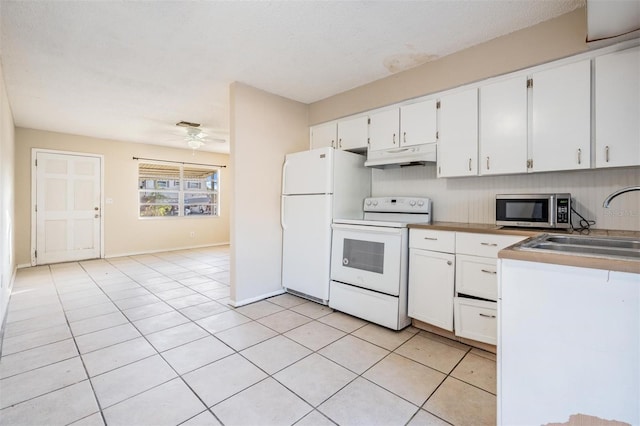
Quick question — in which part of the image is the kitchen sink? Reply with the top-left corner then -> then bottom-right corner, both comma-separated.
518,234 -> 640,260
544,235 -> 640,250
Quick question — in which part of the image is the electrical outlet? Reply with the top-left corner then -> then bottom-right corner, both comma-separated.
190,231 -> 195,238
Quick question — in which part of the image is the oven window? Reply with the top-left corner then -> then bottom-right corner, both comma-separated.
342,239 -> 384,274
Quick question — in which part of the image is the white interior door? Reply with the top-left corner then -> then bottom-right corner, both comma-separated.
35,152 -> 102,265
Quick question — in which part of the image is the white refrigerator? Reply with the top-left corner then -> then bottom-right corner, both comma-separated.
281,147 -> 370,304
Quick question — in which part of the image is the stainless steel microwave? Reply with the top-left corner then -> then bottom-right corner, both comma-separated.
496,193 -> 571,229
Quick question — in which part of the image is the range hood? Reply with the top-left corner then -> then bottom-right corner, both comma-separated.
364,143 -> 437,169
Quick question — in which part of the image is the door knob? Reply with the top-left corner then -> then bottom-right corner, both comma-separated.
94,207 -> 99,211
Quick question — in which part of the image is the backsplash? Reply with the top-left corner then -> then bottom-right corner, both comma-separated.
372,165 -> 640,231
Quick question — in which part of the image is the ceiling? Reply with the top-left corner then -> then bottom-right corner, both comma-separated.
0,0 -> 585,154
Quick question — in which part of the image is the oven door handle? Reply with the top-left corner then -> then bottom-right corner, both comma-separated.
331,224 -> 402,235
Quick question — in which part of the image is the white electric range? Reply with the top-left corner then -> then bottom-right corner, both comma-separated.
330,196 -> 432,330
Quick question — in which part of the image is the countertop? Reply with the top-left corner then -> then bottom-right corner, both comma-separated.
407,221 -> 640,274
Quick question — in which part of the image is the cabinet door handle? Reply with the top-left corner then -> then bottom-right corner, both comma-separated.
480,269 -> 497,275
479,313 -> 496,319
403,132 -> 406,144
605,145 -> 610,163
480,242 -> 498,247
393,133 -> 396,144
423,237 -> 438,241
577,148 -> 582,165
468,158 -> 472,171
447,261 -> 453,266
486,156 -> 490,170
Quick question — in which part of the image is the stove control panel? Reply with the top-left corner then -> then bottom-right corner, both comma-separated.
363,197 -> 432,214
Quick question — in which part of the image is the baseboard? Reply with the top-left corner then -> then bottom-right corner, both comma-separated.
412,318 -> 497,354
0,267 -> 17,358
229,288 -> 286,308
105,242 -> 230,259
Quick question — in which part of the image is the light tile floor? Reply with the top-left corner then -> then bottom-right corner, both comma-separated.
0,246 -> 496,426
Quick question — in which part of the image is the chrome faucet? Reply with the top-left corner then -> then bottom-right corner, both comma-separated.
603,186 -> 640,208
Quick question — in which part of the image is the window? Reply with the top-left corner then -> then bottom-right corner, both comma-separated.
138,162 -> 219,218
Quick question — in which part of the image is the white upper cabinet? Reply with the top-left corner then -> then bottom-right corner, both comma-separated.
437,88 -> 479,177
368,99 -> 438,152
337,116 -> 369,151
479,76 -> 528,175
530,60 -> 591,172
310,121 -> 338,150
401,99 -> 438,147
368,109 -> 400,151
595,46 -> 640,168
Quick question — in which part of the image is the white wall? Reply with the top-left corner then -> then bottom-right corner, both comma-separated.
0,59 -> 16,339
229,83 -> 308,306
14,128 -> 231,264
372,165 -> 640,231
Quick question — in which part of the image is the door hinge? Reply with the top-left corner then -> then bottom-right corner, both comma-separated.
35,159 -> 38,167
34,250 -> 37,258
367,138 -> 370,145
527,78 -> 533,88
436,101 -> 441,109
527,159 -> 533,169
35,205 -> 37,212
367,118 -> 371,125
436,131 -> 439,140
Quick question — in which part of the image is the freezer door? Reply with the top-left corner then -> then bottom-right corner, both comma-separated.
282,147 -> 334,195
281,194 -> 332,302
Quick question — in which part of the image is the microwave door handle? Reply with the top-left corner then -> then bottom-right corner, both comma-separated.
549,194 -> 556,227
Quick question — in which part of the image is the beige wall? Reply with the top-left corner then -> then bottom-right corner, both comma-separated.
310,8 -> 588,124
14,128 -> 230,265
0,59 -> 16,332
229,83 -> 308,306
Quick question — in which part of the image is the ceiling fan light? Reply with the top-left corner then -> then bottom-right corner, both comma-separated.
187,139 -> 203,149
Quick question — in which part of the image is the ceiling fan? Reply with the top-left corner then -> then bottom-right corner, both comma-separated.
175,121 -> 226,151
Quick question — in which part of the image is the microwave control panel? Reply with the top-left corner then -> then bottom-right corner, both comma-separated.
556,197 -> 570,225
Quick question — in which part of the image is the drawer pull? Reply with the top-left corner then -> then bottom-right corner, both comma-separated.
480,269 -> 497,275
480,242 -> 498,247
423,237 -> 438,241
479,313 -> 496,319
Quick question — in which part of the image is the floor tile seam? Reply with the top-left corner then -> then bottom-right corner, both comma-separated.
319,348 -> 433,411
45,265 -> 116,426
5,305 -> 65,319
84,352 -> 159,379
2,319 -> 70,340
91,372 -> 180,411
1,332 -> 73,357
417,331 -> 474,352
390,344 -> 472,376
176,408 -> 219,426
0,350 -> 81,381
342,328 -> 407,352
384,348 -> 456,378
409,407 -> 455,426
76,331 -> 144,356
317,318 -> 369,335
0,374 -> 92,411
235,340 -> 317,378
444,373 -> 497,396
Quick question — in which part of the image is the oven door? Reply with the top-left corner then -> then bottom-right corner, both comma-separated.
331,223 -> 403,296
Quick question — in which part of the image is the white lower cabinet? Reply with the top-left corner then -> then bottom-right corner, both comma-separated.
453,297 -> 497,344
408,247 -> 455,331
408,229 -> 527,345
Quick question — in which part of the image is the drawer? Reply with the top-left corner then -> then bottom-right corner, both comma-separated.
409,229 -> 455,253
454,297 -> 497,345
455,254 -> 497,301
455,232 -> 526,258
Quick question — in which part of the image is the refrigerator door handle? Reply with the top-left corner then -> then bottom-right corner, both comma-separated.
281,160 -> 289,195
281,196 -> 286,230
